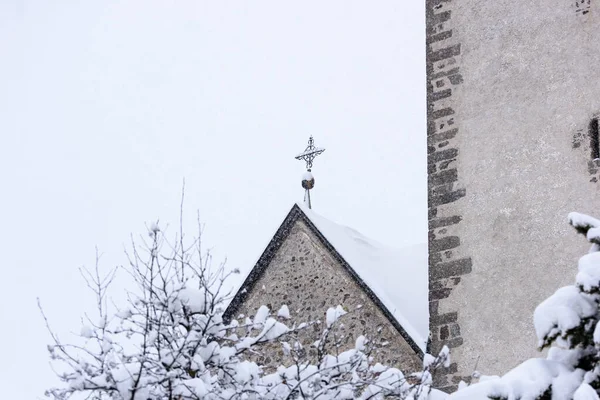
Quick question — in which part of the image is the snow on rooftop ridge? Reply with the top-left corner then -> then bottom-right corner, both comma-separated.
302,171 -> 314,181
297,203 -> 429,352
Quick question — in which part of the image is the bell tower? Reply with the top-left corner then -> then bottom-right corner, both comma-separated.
426,0 -> 600,391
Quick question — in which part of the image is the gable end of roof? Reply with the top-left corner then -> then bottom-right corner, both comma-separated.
224,204 -> 424,358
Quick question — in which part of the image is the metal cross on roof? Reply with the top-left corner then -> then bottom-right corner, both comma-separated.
295,136 -> 325,171
295,136 -> 325,210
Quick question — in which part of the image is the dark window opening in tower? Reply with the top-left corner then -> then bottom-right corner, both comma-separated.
590,118 -> 600,160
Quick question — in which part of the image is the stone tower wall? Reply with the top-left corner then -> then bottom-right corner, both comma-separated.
427,0 -> 600,391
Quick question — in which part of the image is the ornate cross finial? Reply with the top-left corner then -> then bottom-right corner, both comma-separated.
295,136 -> 325,171
295,136 -> 325,209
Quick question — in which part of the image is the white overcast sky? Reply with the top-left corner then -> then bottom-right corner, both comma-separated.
0,2 -> 425,397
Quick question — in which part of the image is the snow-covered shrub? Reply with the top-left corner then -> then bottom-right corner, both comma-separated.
449,212 -> 600,400
42,218 -> 448,399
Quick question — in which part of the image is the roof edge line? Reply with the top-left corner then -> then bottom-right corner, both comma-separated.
296,208 -> 425,358
223,204 -> 303,321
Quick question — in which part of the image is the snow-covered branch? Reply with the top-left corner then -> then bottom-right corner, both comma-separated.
43,214 -> 446,400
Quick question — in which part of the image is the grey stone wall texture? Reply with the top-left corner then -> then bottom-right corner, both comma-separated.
233,218 -> 422,373
427,0 -> 600,391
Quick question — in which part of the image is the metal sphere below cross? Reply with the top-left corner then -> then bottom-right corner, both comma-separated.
302,171 -> 315,190
295,136 -> 325,209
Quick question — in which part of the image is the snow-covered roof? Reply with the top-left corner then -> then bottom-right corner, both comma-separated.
225,203 -> 429,354
297,203 -> 429,352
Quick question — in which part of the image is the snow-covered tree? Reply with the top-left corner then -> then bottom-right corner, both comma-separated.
449,212 -> 600,400
42,217 -> 448,400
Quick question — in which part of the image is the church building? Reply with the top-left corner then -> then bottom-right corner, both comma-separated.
225,201 -> 428,373
229,0 -> 600,394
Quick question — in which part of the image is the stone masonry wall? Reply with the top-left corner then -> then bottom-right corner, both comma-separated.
234,218 -> 422,373
427,0 -> 600,391
426,0 -> 472,392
